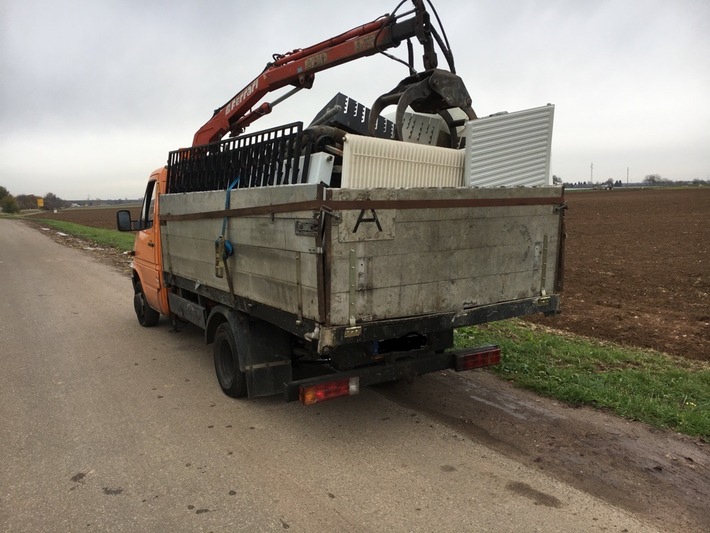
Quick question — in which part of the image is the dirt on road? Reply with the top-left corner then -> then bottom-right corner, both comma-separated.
381,371 -> 709,533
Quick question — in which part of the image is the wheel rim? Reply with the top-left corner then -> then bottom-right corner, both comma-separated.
217,338 -> 235,387
134,292 -> 146,320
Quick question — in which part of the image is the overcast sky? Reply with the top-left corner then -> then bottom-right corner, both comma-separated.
1,0 -> 709,200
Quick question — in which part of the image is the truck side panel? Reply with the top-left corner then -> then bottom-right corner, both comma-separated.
160,185 -> 564,336
325,187 -> 561,325
160,186 -> 322,321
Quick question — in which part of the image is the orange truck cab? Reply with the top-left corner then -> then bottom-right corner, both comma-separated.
117,168 -> 169,325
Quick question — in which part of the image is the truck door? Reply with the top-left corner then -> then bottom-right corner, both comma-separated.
133,175 -> 165,314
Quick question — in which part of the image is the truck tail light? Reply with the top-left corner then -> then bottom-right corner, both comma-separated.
455,345 -> 501,371
299,377 -> 360,405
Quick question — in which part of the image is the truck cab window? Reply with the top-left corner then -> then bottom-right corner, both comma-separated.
140,180 -> 156,229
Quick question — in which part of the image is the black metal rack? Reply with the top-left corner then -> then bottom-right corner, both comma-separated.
167,122 -> 311,193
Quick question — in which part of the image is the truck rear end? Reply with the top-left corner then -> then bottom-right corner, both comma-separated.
154,115 -> 564,402
116,1 -> 565,404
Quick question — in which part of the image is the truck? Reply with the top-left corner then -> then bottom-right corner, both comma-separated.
117,0 -> 565,404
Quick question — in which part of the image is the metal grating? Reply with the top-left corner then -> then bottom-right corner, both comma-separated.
167,122 -> 311,193
399,111 -> 449,146
341,134 -> 464,188
465,105 -> 554,188
310,92 -> 397,139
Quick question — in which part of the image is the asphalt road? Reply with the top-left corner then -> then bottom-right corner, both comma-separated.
0,219 -> 660,532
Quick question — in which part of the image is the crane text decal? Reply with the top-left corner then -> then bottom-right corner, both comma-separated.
305,52 -> 328,71
225,79 -> 259,116
354,34 -> 376,53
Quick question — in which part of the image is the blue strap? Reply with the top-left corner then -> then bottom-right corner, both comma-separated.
218,177 -> 240,259
221,176 -> 240,236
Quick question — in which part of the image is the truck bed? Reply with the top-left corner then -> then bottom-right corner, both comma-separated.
159,184 -> 564,350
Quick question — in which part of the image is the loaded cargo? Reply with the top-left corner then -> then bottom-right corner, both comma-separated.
117,0 -> 565,403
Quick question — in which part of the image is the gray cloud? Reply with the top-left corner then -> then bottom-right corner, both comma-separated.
1,0 -> 709,198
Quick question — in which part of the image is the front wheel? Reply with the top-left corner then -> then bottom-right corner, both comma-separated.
134,281 -> 160,327
213,322 -> 247,398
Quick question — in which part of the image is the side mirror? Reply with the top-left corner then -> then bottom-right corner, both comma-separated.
116,210 -> 135,231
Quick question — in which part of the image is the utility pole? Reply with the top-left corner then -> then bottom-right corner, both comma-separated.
627,167 -> 629,185
590,163 -> 594,184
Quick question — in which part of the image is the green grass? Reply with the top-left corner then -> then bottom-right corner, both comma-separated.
30,219 -> 135,252
456,320 -> 710,439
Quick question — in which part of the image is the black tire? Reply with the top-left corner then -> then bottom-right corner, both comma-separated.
134,281 -> 160,327
213,322 -> 247,398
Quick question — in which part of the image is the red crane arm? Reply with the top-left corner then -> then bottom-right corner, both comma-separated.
192,3 -> 435,146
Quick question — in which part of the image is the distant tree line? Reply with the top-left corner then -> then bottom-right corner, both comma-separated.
0,186 -> 20,213
642,174 -> 668,186
640,174 -> 710,187
0,187 -> 69,212
13,194 -> 42,210
16,192 -> 68,210
1,187 -> 141,213
563,178 -> 623,189
559,174 -> 710,188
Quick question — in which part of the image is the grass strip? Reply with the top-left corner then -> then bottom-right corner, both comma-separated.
456,320 -> 710,439
30,218 -> 135,252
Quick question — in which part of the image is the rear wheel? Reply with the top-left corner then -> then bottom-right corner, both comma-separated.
134,281 -> 160,327
213,322 -> 247,398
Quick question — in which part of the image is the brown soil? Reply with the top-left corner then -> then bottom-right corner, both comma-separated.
528,187 -> 710,362
27,205 -> 140,231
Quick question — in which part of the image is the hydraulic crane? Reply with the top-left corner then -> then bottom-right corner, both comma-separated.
191,0 -> 477,147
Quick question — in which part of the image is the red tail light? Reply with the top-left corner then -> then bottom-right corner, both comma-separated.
455,345 -> 501,371
299,377 -> 360,405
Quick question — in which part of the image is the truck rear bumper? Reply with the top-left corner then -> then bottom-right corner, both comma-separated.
284,344 -> 501,403
317,294 -> 559,353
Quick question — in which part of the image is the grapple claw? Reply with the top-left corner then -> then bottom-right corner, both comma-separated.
369,69 -> 477,147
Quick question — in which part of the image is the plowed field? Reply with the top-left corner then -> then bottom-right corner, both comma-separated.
529,187 -> 709,362
30,188 -> 710,361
